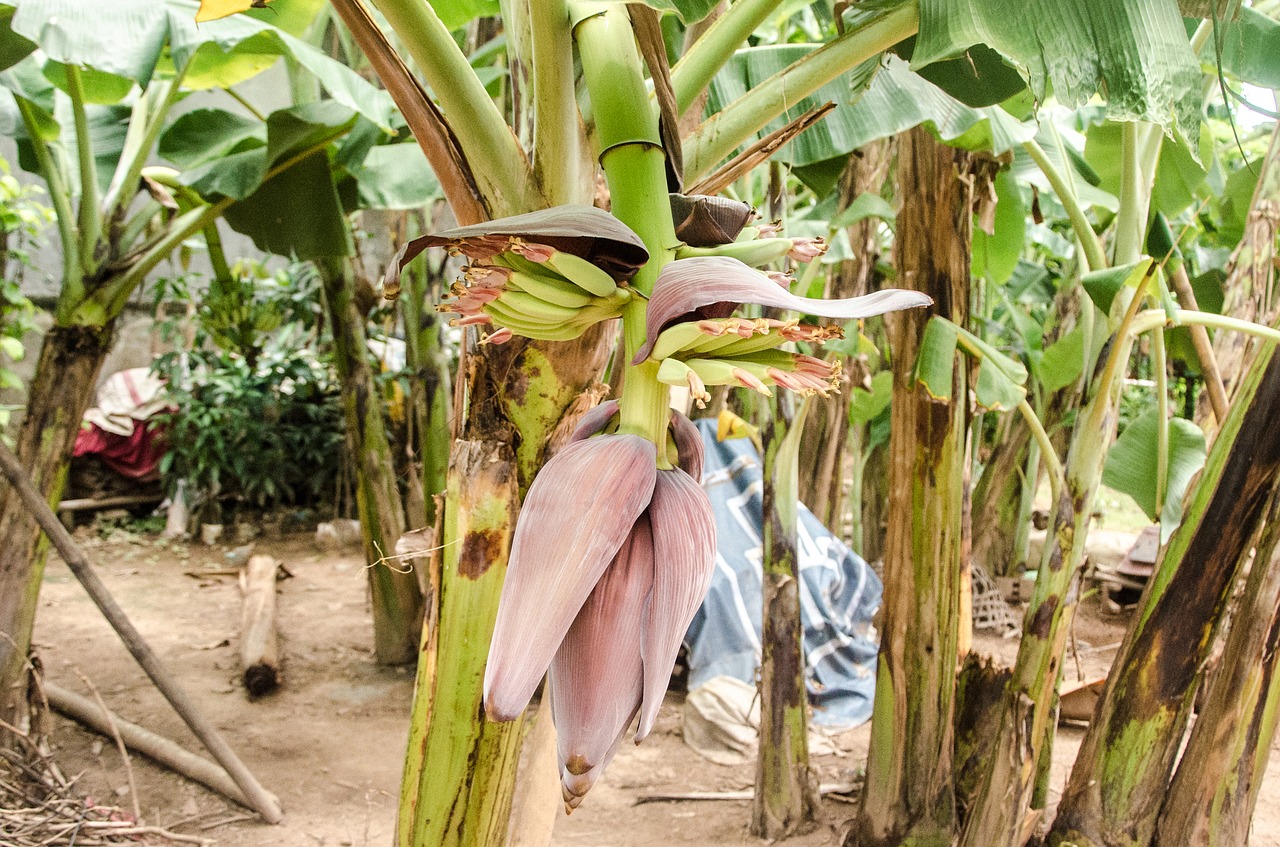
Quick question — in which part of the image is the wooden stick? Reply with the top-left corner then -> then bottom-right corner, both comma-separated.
635,781 -> 861,804
75,670 -> 142,823
56,494 -> 163,512
0,439 -> 284,823
43,681 -> 253,810
685,102 -> 836,197
239,555 -> 281,698
1169,262 -> 1231,424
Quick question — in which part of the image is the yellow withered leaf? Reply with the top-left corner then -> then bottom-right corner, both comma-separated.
195,0 -> 273,23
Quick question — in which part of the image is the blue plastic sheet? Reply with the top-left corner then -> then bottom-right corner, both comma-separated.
684,418 -> 882,728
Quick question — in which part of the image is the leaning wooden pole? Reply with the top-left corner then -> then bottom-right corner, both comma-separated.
849,127 -> 975,847
44,682 -> 252,809
0,439 -> 284,824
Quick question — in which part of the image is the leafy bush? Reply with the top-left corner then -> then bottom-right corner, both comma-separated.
153,263 -> 344,512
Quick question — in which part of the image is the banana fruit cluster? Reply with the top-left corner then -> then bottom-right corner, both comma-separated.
632,255 -> 934,403
440,241 -> 633,343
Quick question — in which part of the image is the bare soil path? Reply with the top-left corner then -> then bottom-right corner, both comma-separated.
27,526 -> 1280,846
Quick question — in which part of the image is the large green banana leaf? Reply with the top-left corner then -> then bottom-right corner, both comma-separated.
0,0 -> 392,129
913,0 -> 1202,139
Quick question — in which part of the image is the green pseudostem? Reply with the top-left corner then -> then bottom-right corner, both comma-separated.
573,3 -> 679,462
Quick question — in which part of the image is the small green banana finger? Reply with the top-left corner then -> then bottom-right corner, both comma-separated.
498,289 -> 585,323
648,322 -> 710,361
675,238 -> 794,267
542,249 -> 619,297
506,271 -> 596,309
481,302 -> 589,341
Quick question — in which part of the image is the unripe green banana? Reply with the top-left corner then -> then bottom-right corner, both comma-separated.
674,238 -> 793,267
499,289 -> 585,323
648,322 -> 710,361
506,270 -> 596,309
481,301 -> 590,341
541,249 -> 619,297
692,329 -> 792,359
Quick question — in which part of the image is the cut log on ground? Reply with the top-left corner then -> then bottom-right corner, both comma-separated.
239,555 -> 281,698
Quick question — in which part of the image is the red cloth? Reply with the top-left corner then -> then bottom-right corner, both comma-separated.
73,421 -> 166,481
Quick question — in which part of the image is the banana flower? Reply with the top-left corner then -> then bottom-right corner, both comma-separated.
484,403 -> 713,808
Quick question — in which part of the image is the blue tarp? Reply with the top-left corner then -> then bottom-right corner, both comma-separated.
684,418 -> 882,728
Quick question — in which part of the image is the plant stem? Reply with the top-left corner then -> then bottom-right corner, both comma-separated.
104,76 -> 181,228
372,0 -> 535,214
224,86 -> 267,122
670,0 -> 783,116
1113,121 -> 1147,268
530,0 -> 580,204
683,2 -> 918,182
63,65 -> 102,278
574,3 -> 679,453
1153,324 -> 1170,514
14,97 -> 80,317
1023,138 -> 1107,273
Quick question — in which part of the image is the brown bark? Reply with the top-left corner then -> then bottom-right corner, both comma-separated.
1154,489 -> 1280,846
952,654 -> 1012,822
970,418 -> 1033,576
752,394 -> 818,839
0,324 -> 113,738
848,128 -> 980,847
1049,343 -> 1280,847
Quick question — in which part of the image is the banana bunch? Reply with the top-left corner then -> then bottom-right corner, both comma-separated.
673,231 -> 827,267
631,256 -> 934,405
657,350 -> 843,407
438,241 -> 632,343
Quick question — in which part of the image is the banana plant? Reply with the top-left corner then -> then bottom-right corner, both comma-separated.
0,0 -> 392,737
211,0 -> 1273,844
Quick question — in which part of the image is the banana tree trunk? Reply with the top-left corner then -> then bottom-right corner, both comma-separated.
318,260 -> 423,665
1154,486 -> 1280,846
0,323 -> 114,736
1049,341 -> 1280,847
849,127 -> 975,847
753,393 -> 818,838
397,329 -> 613,847
800,139 -> 892,532
1205,121 -> 1280,413
970,417 -> 1033,577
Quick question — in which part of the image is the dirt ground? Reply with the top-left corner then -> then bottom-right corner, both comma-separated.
25,519 -> 1280,846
